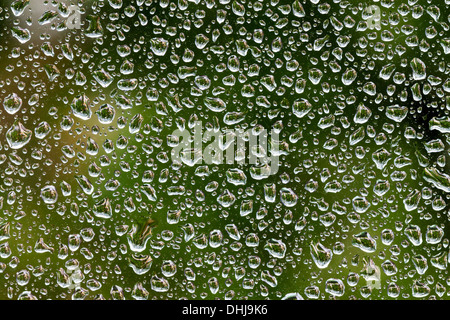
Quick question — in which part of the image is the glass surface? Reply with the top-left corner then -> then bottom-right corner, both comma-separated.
0,0 -> 448,300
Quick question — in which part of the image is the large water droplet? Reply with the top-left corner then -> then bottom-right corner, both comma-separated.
6,119 -> 32,149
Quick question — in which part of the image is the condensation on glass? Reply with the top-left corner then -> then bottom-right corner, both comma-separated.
0,0 -> 448,300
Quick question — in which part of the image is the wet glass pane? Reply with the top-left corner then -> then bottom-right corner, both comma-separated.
0,0 -> 449,300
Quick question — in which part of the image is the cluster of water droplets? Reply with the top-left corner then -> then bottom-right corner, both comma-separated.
0,0 -> 448,300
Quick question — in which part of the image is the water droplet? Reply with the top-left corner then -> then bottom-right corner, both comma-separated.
6,119 -> 32,149
3,93 -> 22,114
40,185 -> 58,204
